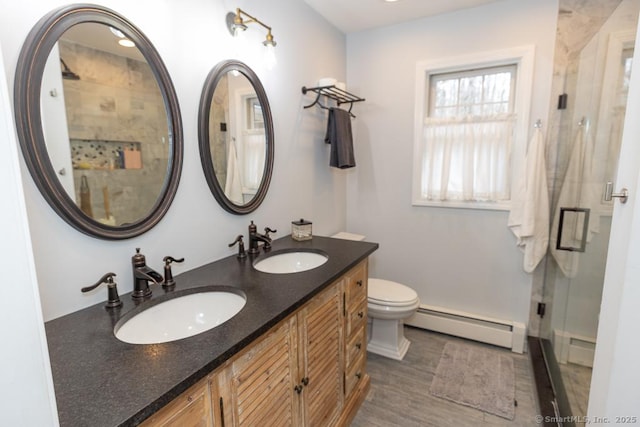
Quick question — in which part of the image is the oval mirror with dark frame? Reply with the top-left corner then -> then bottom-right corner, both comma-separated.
14,4 -> 183,239
198,60 -> 274,215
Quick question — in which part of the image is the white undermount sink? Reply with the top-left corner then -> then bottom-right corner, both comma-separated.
114,291 -> 246,344
253,250 -> 329,274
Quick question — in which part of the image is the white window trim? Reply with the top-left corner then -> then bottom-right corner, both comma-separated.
412,45 -> 535,211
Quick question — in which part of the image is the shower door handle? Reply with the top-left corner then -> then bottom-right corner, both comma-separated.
604,182 -> 629,204
556,207 -> 590,252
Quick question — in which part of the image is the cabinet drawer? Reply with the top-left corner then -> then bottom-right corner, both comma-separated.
346,299 -> 367,337
141,378 -> 211,427
345,352 -> 366,398
346,326 -> 366,369
345,262 -> 367,307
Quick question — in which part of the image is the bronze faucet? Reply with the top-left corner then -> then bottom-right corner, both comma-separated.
248,221 -> 276,255
131,248 -> 163,300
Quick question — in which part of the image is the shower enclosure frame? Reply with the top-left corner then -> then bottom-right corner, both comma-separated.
530,0 -> 639,424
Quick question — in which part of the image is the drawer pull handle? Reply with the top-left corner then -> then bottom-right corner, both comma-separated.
357,311 -> 364,318
187,395 -> 193,403
294,384 -> 303,394
355,372 -> 362,379
220,397 -> 226,427
355,342 -> 362,350
301,376 -> 309,386
357,280 -> 363,287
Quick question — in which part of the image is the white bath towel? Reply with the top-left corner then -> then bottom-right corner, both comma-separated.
508,128 -> 550,273
224,138 -> 244,205
549,125 -> 599,278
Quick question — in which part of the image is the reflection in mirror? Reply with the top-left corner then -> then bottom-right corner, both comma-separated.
210,72 -> 265,204
42,23 -> 170,226
15,5 -> 183,239
199,60 -> 273,214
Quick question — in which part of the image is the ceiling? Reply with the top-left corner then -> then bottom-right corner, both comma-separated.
303,0 -> 503,33
61,23 -> 145,61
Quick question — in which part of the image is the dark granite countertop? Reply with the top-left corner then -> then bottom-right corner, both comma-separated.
45,236 -> 378,426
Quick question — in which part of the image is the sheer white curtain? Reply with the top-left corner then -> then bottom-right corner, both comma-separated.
224,138 -> 244,205
420,113 -> 516,202
242,132 -> 266,190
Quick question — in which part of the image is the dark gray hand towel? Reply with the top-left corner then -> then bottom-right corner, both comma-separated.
324,107 -> 355,169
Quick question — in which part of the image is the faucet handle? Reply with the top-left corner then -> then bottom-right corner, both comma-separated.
229,235 -> 247,259
81,272 -> 122,309
162,256 -> 184,290
163,256 -> 184,265
263,227 -> 277,250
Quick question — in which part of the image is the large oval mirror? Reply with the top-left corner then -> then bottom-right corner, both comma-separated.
14,5 -> 183,239
198,60 -> 274,214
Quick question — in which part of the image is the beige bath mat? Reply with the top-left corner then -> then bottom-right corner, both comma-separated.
430,341 -> 516,420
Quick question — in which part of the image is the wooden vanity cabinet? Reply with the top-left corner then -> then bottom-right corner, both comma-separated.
218,280 -> 343,427
217,315 -> 301,426
296,280 -> 344,426
143,259 -> 370,427
342,261 -> 369,406
140,376 -> 215,427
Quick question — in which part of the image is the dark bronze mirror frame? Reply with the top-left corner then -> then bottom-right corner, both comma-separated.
198,60 -> 274,215
14,4 -> 183,240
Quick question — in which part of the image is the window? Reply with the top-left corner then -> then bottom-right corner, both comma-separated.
412,47 -> 534,210
618,47 -> 634,104
430,65 -> 516,117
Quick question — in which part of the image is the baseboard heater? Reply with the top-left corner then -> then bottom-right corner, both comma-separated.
552,329 -> 596,367
405,304 -> 526,353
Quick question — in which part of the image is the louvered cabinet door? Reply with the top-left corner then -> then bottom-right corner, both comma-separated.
297,281 -> 344,427
220,317 -> 300,427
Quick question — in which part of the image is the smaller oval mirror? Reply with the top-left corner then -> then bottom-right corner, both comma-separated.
198,60 -> 274,214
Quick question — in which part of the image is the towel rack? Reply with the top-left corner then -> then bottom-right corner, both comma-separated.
301,85 -> 365,117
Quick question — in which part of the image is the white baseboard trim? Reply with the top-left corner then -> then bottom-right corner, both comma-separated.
405,304 -> 526,354
552,329 -> 595,367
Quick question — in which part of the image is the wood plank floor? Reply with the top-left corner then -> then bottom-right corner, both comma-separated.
559,362 -> 592,421
351,326 -> 540,426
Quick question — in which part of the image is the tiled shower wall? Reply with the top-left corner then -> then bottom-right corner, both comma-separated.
59,39 -> 168,225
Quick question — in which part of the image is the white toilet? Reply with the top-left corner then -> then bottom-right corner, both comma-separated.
367,278 -> 420,360
332,232 -> 420,360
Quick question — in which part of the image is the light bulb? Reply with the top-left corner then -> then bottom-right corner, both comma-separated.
118,39 -> 135,48
264,43 -> 277,70
109,27 -> 125,38
232,27 -> 246,43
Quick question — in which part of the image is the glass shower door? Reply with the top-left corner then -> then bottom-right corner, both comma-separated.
539,0 -> 639,420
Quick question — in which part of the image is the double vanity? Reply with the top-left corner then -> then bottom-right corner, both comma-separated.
12,4 -> 376,425
45,236 -> 377,426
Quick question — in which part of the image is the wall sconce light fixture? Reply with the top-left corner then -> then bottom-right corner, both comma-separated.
226,8 -> 277,69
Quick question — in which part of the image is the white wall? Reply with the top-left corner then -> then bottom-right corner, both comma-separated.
0,0 -> 348,320
345,0 -> 558,327
0,41 -> 58,425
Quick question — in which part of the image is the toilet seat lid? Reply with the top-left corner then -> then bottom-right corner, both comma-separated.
368,278 -> 418,305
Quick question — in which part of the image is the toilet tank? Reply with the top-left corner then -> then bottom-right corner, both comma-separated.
331,232 -> 366,241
